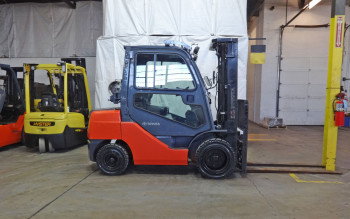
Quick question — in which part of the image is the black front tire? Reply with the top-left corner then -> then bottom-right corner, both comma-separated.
21,128 -> 25,145
96,144 -> 129,175
195,138 -> 236,179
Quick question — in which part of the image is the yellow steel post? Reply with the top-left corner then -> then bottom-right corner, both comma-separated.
322,0 -> 346,171
64,63 -> 68,114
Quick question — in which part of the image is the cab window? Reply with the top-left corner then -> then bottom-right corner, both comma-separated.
135,53 -> 195,90
134,93 -> 205,128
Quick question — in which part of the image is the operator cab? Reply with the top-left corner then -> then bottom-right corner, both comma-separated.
119,43 -> 214,148
0,65 -> 25,125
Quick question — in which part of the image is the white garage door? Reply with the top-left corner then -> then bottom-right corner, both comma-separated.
279,27 -> 329,125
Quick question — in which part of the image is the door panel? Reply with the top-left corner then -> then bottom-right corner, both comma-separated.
280,27 -> 328,125
127,50 -> 212,148
134,93 -> 206,129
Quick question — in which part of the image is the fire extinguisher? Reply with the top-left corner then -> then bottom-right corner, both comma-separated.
334,92 -> 347,126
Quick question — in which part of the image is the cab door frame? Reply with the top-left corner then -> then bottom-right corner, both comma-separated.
122,47 -> 214,148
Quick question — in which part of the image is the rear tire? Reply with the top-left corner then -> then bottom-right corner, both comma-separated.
96,144 -> 129,175
195,138 -> 236,179
38,138 -> 46,153
48,141 -> 55,152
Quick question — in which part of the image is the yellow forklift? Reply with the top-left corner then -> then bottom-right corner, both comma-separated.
24,58 -> 91,152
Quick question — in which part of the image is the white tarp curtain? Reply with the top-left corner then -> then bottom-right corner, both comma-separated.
0,2 -> 102,58
96,0 -> 248,109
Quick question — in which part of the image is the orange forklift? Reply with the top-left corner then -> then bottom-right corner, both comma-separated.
0,64 -> 25,148
88,39 -> 248,179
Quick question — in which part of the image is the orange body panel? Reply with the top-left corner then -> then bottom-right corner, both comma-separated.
121,122 -> 188,165
88,110 -> 188,165
0,115 -> 24,148
88,110 -> 122,140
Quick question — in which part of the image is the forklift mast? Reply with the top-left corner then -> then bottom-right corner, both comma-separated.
61,58 -> 86,69
213,38 -> 238,133
212,38 -> 248,175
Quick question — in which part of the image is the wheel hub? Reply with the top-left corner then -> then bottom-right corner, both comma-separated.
109,157 -> 116,164
105,151 -> 121,168
204,149 -> 227,170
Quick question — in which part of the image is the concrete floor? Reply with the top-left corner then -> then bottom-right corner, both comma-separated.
0,122 -> 349,218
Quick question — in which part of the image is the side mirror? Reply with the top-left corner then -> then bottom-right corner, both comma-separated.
108,80 -> 121,94
108,80 -> 122,104
193,46 -> 200,54
204,76 -> 212,88
191,44 -> 200,61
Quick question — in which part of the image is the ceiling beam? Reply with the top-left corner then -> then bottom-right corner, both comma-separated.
0,0 -> 101,5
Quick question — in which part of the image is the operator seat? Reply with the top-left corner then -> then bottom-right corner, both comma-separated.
39,92 -> 62,112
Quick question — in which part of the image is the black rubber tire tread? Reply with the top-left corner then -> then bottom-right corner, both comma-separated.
21,128 -> 25,145
195,138 -> 236,179
96,144 -> 129,175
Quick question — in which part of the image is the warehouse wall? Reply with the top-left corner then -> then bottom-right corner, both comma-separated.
247,19 -> 257,121
341,10 -> 350,110
0,2 -> 102,58
247,8 -> 264,123
248,1 -> 350,125
0,2 -> 103,108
